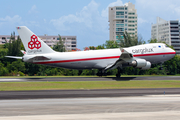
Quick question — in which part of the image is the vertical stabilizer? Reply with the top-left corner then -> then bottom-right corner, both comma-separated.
16,26 -> 55,55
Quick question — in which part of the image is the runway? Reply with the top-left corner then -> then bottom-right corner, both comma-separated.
1,88 -> 180,100
1,95 -> 180,119
1,76 -> 180,99
0,76 -> 180,82
1,76 -> 180,119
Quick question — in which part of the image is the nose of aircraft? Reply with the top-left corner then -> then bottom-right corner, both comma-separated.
170,48 -> 176,58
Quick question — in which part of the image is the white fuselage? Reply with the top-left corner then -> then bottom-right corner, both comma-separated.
24,43 -> 176,70
25,49 -> 120,69
124,43 -> 175,64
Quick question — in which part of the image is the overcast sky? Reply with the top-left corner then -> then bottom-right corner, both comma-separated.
1,0 -> 180,50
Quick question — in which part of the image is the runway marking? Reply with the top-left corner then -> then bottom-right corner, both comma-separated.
1,111 -> 180,120
146,94 -> 180,97
0,79 -> 24,82
1,96 -> 180,119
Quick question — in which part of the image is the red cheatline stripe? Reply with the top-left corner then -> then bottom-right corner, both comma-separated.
34,52 -> 176,64
133,52 -> 176,57
34,56 -> 120,64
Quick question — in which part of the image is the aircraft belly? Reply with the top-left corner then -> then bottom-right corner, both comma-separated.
41,58 -> 118,69
93,58 -> 118,69
62,61 -> 96,69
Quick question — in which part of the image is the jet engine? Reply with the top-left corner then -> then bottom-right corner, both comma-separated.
141,61 -> 151,70
129,59 -> 151,70
129,59 -> 147,68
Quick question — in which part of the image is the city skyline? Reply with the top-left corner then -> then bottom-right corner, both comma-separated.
109,2 -> 137,41
0,35 -> 77,51
151,17 -> 180,54
1,0 -> 180,50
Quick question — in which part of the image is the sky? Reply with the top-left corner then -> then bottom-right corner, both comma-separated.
1,0 -> 180,50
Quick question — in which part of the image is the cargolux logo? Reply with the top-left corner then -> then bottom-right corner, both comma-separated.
132,48 -> 153,54
28,35 -> 41,49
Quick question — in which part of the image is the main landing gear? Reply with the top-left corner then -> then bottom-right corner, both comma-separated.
159,62 -> 164,70
78,70 -> 83,76
97,68 -> 122,78
97,69 -> 107,77
116,67 -> 122,78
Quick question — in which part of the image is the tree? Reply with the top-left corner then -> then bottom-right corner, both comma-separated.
7,32 -> 23,56
104,40 -> 119,48
24,63 -> 40,76
84,47 -> 90,51
0,48 -> 8,59
89,46 -> 96,50
53,35 -> 65,52
71,48 -> 81,51
0,61 -> 8,76
96,45 -> 105,49
164,55 -> 179,75
148,39 -> 158,43
118,31 -> 145,47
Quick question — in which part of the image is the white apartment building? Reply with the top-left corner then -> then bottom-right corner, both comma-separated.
0,35 -> 77,51
109,2 -> 138,42
151,17 -> 180,54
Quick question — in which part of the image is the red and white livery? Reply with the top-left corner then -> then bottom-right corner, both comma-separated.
6,26 -> 176,77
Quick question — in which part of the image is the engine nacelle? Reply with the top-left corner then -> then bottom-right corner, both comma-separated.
129,59 -> 147,68
141,61 -> 151,70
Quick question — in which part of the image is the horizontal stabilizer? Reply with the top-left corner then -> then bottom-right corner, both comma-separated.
5,56 -> 22,59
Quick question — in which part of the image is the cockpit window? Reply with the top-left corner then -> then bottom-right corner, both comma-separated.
165,45 -> 169,48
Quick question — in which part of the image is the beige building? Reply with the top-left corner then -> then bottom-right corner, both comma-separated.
0,35 -> 77,51
109,2 -> 138,42
151,17 -> 180,54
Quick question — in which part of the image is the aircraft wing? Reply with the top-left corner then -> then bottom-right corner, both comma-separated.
105,47 -> 154,71
105,48 -> 133,70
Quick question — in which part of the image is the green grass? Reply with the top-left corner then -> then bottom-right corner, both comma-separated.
1,74 -> 180,78
0,44 -> 4,49
1,80 -> 180,91
0,76 -> 97,78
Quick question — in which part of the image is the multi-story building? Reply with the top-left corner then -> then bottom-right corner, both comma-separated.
0,35 -> 77,51
109,2 -> 138,42
151,17 -> 180,54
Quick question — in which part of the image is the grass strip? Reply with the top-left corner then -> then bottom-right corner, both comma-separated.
0,75 -> 180,78
0,80 -> 180,91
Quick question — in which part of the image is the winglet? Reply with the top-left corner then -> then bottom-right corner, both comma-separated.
21,50 -> 26,55
120,48 -> 133,59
